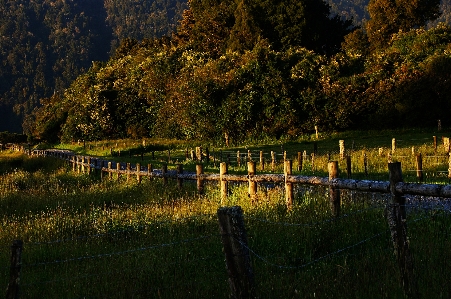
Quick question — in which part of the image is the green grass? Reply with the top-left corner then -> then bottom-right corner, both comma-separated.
1,130 -> 451,298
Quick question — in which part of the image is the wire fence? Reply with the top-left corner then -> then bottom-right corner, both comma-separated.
3,141 -> 451,298
3,190 -> 451,298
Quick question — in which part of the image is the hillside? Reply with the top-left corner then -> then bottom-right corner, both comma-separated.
0,0 -> 186,133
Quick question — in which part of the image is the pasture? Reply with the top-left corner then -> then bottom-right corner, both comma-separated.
1,129 -> 451,298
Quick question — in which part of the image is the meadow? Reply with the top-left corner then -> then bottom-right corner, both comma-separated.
1,128 -> 451,298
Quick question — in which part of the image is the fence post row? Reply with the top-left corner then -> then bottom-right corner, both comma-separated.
387,162 -> 419,299
217,206 -> 256,299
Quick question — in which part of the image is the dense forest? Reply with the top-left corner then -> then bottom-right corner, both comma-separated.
2,0 -> 451,143
0,0 -> 186,133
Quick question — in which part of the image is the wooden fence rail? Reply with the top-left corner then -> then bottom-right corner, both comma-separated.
33,149 -> 451,201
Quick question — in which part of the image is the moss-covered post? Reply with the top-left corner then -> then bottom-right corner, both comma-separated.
217,206 -> 256,299
387,162 -> 419,299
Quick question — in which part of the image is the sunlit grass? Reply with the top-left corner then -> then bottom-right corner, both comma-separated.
1,130 -> 451,298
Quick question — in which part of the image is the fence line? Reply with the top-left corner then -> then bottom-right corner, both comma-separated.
4,145 -> 451,298
32,149 -> 451,196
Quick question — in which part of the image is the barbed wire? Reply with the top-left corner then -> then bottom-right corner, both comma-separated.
24,213 -> 215,247
24,234 -> 215,268
21,253 -> 222,288
244,205 -> 385,228
238,230 -> 387,270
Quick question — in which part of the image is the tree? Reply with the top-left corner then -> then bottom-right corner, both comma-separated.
366,0 -> 441,49
254,0 -> 354,54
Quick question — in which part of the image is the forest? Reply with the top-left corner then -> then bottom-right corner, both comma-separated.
1,0 -> 451,143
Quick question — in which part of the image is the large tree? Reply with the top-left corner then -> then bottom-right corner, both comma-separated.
174,0 -> 354,55
366,0 -> 441,49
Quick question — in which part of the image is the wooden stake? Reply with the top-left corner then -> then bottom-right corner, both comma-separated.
220,162 -> 228,205
248,161 -> 257,204
285,160 -> 293,209
387,162 -> 419,299
328,161 -> 340,217
162,164 -> 168,185
6,240 -> 23,299
217,206 -> 256,299
196,164 -> 204,194
416,154 -> 423,182
176,164 -> 183,189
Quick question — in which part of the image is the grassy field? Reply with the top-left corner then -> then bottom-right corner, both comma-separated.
1,128 -> 451,298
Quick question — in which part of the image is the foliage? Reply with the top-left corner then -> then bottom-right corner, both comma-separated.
366,0 -> 441,49
0,0 -> 186,133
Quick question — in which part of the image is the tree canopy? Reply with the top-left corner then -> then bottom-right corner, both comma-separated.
4,0 -> 451,143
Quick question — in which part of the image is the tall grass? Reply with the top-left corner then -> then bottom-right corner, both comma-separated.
1,135 -> 451,298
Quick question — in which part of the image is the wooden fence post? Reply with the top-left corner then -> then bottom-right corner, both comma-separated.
346,155 -> 352,179
176,164 -> 183,189
196,164 -> 204,194
162,164 -> 168,185
448,153 -> 451,180
416,154 -> 423,182
100,160 -> 104,180
339,140 -> 345,159
363,153 -> 368,177
148,163 -> 153,179
136,163 -> 141,184
108,162 -> 112,179
116,163 -> 121,181
206,147 -> 210,163
271,151 -> 276,172
387,162 -> 419,299
217,206 -> 256,299
6,240 -> 23,299
392,138 -> 396,154
87,157 -> 91,174
248,161 -> 257,204
220,162 -> 228,205
328,161 -> 340,217
259,151 -> 264,171
196,147 -> 203,161
444,137 -> 450,153
311,153 -> 315,171
285,160 -> 293,209
297,151 -> 303,172
237,151 -> 241,167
